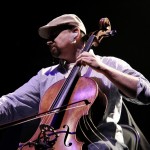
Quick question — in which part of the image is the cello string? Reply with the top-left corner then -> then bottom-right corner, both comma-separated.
49,64 -> 79,110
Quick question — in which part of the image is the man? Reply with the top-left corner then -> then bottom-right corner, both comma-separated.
0,14 -> 150,150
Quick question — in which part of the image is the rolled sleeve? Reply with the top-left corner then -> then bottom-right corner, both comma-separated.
136,77 -> 150,104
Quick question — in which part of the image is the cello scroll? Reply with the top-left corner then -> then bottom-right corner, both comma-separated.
91,17 -> 117,47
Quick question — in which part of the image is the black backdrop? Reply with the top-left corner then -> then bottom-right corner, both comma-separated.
0,0 -> 150,149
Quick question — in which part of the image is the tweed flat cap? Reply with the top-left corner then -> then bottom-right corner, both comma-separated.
38,14 -> 86,39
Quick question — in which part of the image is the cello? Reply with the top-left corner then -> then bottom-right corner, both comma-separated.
16,17 -> 116,150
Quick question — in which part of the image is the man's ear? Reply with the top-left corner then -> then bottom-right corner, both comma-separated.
70,32 -> 78,44
72,27 -> 80,38
72,32 -> 78,39
70,28 -> 80,43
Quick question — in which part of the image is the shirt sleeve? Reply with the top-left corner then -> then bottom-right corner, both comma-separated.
107,56 -> 150,105
0,70 -> 41,125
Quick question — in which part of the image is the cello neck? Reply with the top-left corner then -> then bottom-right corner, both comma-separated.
51,34 -> 96,109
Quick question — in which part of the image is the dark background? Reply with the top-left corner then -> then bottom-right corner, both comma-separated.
0,0 -> 150,149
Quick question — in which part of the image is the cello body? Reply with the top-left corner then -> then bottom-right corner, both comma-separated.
19,77 -> 107,150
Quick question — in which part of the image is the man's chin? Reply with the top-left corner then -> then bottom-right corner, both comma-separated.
51,52 -> 60,58
51,50 -> 60,58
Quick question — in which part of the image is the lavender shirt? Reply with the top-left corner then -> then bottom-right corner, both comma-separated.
0,54 -> 150,143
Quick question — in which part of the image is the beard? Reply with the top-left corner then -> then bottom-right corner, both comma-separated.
50,47 -> 61,58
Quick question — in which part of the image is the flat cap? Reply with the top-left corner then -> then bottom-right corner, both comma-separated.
38,14 -> 86,39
